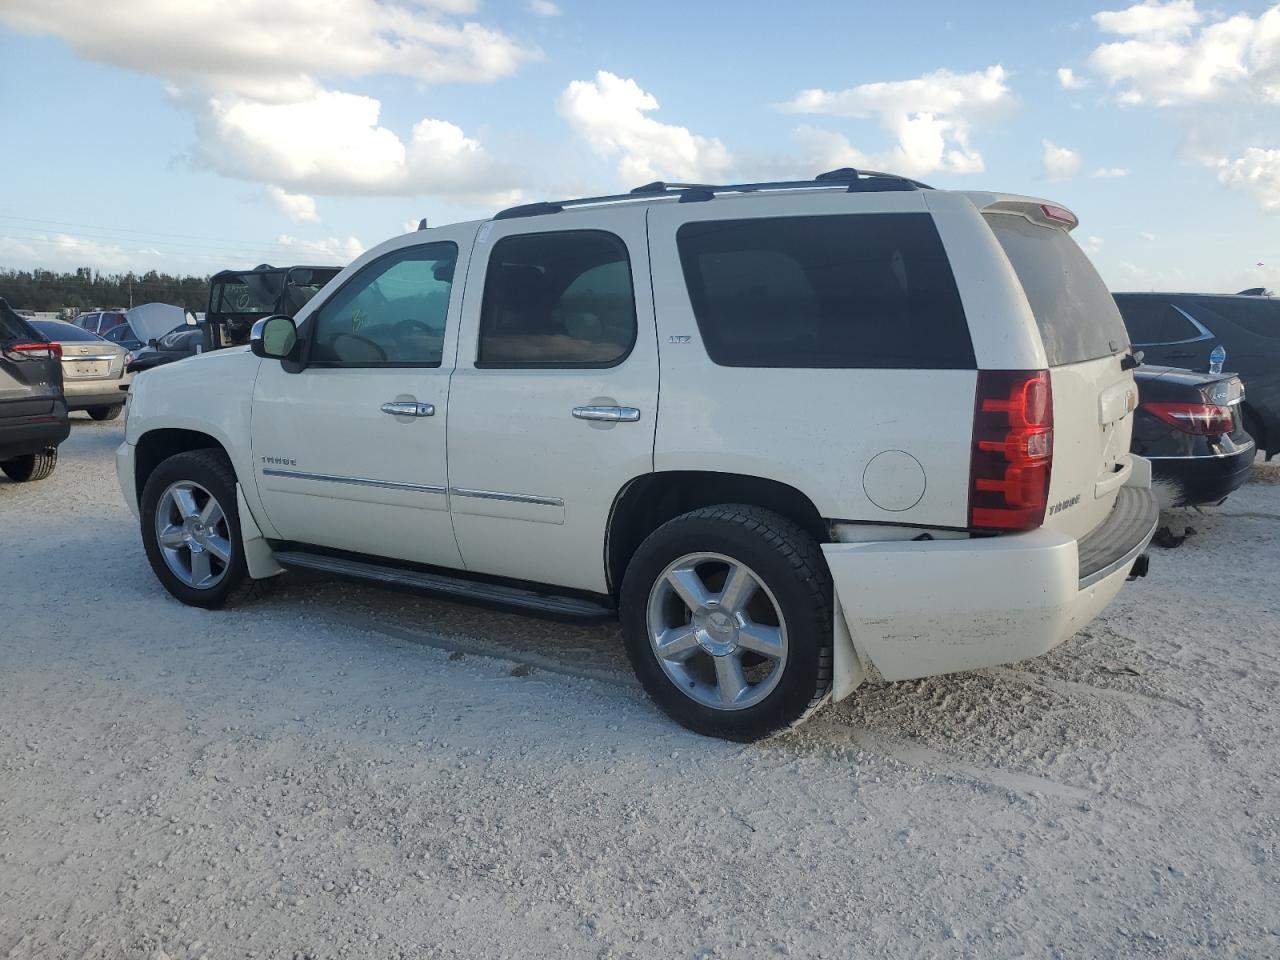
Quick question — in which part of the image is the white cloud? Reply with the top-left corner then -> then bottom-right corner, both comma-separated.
274,235 -> 366,264
1093,166 -> 1130,177
1094,0 -> 1202,39
1209,147 -> 1280,212
193,89 -> 520,204
1057,67 -> 1089,89
778,66 -> 1014,177
266,186 -> 320,224
1042,140 -> 1083,179
0,0 -> 537,99
1140,231 -> 1157,240
1083,235 -> 1105,254
527,0 -> 563,15
0,0 -> 536,205
1087,2 -> 1280,105
559,71 -> 734,184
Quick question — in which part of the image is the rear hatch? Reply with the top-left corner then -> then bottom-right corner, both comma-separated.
1,304 -> 61,419
984,209 -> 1137,541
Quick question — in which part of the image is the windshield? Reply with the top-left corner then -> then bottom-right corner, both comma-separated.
31,320 -> 103,342
213,273 -> 284,315
985,214 -> 1130,365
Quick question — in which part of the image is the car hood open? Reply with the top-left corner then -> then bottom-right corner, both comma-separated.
125,303 -> 189,343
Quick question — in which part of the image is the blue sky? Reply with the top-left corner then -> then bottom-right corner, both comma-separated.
1,0 -> 1277,293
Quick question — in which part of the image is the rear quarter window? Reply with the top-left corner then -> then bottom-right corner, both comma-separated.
985,214 -> 1129,366
675,213 -> 974,369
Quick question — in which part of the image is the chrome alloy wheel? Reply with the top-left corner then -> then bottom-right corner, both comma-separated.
154,480 -> 232,589
646,552 -> 788,711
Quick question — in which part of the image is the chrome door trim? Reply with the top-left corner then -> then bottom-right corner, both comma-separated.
262,468 -> 445,495
572,405 -> 641,422
450,486 -> 564,507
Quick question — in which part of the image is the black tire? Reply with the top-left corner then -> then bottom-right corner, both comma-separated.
88,404 -> 123,421
620,505 -> 833,741
1,447 -> 58,482
139,449 -> 262,609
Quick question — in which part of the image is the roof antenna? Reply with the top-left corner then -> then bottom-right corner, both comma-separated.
417,218 -> 429,230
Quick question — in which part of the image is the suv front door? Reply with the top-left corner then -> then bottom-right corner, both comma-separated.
447,213 -> 659,593
250,234 -> 469,567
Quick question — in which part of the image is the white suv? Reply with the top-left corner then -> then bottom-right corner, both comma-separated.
116,168 -> 1158,741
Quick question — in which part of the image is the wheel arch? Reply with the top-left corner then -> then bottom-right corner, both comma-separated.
1241,400 -> 1271,460
134,428 -> 231,504
604,470 -> 827,596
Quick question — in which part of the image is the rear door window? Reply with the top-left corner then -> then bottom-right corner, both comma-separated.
477,230 -> 636,367
1115,299 -> 1204,344
986,214 -> 1129,365
1191,297 -> 1280,339
675,213 -> 974,369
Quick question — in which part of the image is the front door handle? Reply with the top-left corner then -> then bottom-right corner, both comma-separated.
572,405 -> 641,422
381,401 -> 435,417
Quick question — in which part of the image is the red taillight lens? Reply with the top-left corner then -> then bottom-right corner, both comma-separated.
5,342 -> 61,361
1141,401 -> 1234,436
970,370 -> 1053,532
1040,204 -> 1078,227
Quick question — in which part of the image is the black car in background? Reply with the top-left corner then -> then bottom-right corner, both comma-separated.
0,298 -> 69,482
1114,293 -> 1279,459
125,323 -> 215,374
208,264 -> 341,346
1132,365 -> 1255,507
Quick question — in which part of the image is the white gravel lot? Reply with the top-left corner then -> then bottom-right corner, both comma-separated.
2,417 -> 1278,960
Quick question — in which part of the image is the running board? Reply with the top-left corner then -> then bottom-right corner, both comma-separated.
272,550 -> 616,620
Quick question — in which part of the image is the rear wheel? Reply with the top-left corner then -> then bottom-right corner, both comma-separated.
88,404 -> 123,421
620,505 -> 833,741
0,448 -> 58,483
140,449 -> 255,609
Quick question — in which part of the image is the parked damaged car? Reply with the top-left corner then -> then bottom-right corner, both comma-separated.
207,264 -> 341,347
1132,365 -> 1255,507
1114,292 -> 1279,458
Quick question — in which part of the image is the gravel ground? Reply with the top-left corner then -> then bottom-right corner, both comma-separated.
2,418 -> 1278,959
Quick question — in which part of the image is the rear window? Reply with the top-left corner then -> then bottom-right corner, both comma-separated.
1114,298 -> 1203,344
986,214 -> 1129,365
1189,297 -> 1280,339
1,304 -> 34,341
676,213 -> 974,369
31,320 -> 102,342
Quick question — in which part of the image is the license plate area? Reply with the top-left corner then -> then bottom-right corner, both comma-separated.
66,361 -> 109,379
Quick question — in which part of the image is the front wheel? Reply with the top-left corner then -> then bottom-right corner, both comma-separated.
88,404 -> 123,421
140,449 -> 254,609
620,505 -> 833,741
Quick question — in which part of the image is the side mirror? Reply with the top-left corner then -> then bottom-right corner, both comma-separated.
250,315 -> 299,360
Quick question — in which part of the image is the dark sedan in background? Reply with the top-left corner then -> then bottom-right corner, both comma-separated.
1115,292 -> 1278,459
1133,365 -> 1255,507
0,298 -> 69,482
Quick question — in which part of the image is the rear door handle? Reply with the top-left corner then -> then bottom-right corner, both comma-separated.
572,405 -> 641,422
381,401 -> 434,417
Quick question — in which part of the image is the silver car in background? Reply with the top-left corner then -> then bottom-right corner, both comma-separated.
29,319 -> 131,421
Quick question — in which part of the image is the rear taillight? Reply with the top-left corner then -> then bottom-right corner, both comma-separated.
4,342 -> 61,361
1141,401 -> 1234,436
969,370 -> 1053,532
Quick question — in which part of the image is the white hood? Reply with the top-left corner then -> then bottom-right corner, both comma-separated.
126,303 -> 189,343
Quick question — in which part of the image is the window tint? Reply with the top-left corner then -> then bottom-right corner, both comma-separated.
1191,297 -> 1280,339
158,327 -> 204,351
1,303 -> 33,341
30,320 -> 102,342
104,325 -> 137,344
1114,298 -> 1202,344
477,231 -> 636,367
76,313 -> 98,330
676,213 -> 973,369
216,274 -> 284,315
310,243 -> 457,366
985,214 -> 1129,365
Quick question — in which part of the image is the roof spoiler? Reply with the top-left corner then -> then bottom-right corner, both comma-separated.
974,197 -> 1079,231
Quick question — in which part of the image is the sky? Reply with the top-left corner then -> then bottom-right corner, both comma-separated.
1,0 -> 1278,294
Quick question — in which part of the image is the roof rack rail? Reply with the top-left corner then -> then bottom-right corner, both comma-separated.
492,168 -> 933,220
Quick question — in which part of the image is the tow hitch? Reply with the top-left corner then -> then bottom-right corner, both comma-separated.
1127,554 -> 1150,581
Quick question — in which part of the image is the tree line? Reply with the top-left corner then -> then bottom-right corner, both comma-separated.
0,269 -> 210,313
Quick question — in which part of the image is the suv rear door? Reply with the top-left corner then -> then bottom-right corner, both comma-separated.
446,210 -> 659,593
983,209 -> 1137,540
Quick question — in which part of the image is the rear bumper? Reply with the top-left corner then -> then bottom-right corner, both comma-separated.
63,377 -> 130,410
0,404 -> 71,460
1148,444 -> 1256,507
824,479 -> 1159,698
